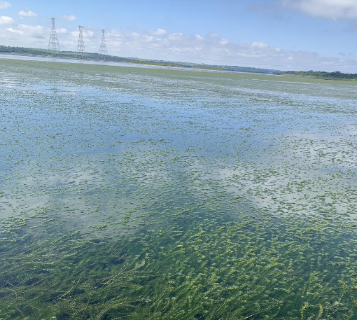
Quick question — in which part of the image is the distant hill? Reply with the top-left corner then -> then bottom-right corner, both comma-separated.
278,70 -> 357,80
0,45 -> 278,75
1,45 -> 357,80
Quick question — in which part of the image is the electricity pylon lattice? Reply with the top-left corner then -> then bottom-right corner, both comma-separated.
99,29 -> 108,55
77,25 -> 85,53
48,18 -> 60,51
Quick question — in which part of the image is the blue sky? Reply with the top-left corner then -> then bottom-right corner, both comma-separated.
1,0 -> 357,72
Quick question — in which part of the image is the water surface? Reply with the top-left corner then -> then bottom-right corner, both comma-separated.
1,58 -> 357,319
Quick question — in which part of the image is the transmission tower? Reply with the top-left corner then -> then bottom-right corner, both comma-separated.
77,25 -> 85,53
99,29 -> 108,55
48,18 -> 60,51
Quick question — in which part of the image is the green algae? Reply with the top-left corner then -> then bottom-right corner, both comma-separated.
2,213 -> 357,319
1,58 -> 357,319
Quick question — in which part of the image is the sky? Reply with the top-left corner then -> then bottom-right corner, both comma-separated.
1,0 -> 357,72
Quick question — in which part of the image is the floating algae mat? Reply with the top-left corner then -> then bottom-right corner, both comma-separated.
1,58 -> 357,319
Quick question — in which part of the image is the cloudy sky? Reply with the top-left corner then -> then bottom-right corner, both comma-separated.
1,0 -> 357,72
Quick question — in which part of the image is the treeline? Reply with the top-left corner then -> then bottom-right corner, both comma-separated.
0,45 -> 278,75
4,45 -> 356,79
279,70 -> 357,80
0,45 -> 128,61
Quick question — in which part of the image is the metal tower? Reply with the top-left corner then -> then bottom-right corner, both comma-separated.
77,25 -> 85,53
48,18 -> 60,51
99,29 -> 108,55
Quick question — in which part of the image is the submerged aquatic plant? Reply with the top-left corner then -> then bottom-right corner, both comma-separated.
0,58 -> 357,319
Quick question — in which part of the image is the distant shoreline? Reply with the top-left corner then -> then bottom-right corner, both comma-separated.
0,53 -> 277,77
1,45 -> 357,80
0,45 -> 280,75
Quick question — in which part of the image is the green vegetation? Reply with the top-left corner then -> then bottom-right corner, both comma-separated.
279,70 -> 357,80
2,212 -> 357,319
2,45 -> 356,80
1,58 -> 357,319
0,45 -> 278,74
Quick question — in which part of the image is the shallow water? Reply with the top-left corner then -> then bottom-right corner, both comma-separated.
1,58 -> 357,319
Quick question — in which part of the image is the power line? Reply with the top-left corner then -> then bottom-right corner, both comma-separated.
48,18 -> 60,51
44,20 -> 357,70
99,29 -> 108,55
77,26 -> 85,53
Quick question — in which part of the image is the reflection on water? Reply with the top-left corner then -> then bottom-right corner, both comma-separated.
1,58 -> 357,319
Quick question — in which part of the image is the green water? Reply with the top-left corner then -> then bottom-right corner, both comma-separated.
1,58 -> 357,319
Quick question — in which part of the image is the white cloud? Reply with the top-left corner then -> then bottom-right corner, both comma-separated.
251,41 -> 268,48
18,10 -> 37,17
17,24 -> 44,38
0,21 -> 47,49
150,28 -> 167,36
84,30 -> 94,37
0,15 -> 15,25
143,35 -> 155,42
0,1 -> 10,10
56,27 -> 67,34
60,15 -> 77,21
167,32 -> 183,41
219,38 -> 229,45
102,28 -> 357,72
282,0 -> 357,19
0,23 -> 355,72
130,31 -> 140,39
4,24 -> 44,39
6,27 -> 23,35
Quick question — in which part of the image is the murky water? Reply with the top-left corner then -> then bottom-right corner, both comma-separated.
1,58 -> 357,319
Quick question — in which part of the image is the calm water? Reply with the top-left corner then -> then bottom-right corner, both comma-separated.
1,58 -> 357,319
